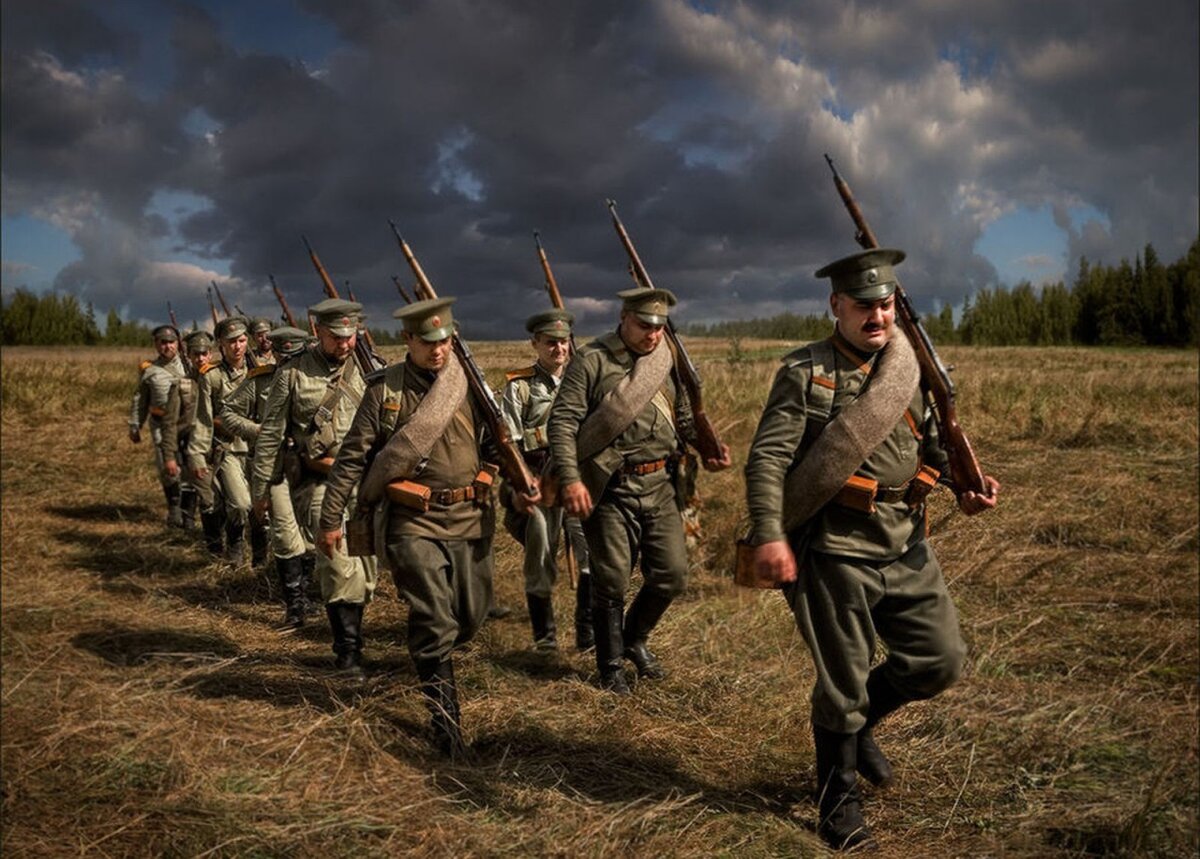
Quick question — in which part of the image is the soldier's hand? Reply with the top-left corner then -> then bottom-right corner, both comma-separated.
513,480 -> 541,513
129,428 -> 141,444
702,442 -> 733,472
958,475 -> 1000,516
753,540 -> 797,584
252,496 -> 271,523
318,528 -> 343,558
560,481 -> 593,520
194,465 -> 209,479
164,458 -> 180,478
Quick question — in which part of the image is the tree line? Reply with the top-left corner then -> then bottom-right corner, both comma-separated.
4,238 -> 1197,348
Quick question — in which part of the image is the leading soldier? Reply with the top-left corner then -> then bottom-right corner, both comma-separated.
501,309 -> 594,652
743,248 -> 999,851
548,289 -> 731,695
128,324 -> 187,526
221,326 -> 315,629
251,300 -> 378,675
161,330 -> 215,532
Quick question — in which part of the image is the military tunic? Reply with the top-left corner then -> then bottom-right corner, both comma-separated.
501,363 -> 590,599
187,359 -> 250,518
547,331 -> 695,603
744,333 -> 966,734
252,345 -> 377,604
221,362 -> 308,560
320,358 -> 499,668
129,354 -> 186,488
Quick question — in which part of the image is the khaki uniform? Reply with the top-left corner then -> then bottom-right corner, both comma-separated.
129,354 -> 186,489
320,359 -> 498,669
221,362 -> 308,561
160,361 -> 202,527
502,362 -> 592,647
548,330 -> 696,684
744,332 -> 965,735
251,344 -> 377,606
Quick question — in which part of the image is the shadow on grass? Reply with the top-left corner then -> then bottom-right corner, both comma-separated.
46,502 -> 156,523
487,648 -> 591,683
53,528 -> 211,579
72,627 -> 239,666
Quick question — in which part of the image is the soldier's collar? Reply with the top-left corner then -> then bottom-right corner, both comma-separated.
831,329 -> 878,373
597,330 -> 631,364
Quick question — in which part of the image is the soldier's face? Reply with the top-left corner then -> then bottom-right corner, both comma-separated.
831,293 -> 895,353
404,332 -> 452,371
618,312 -> 665,355
316,326 -> 356,363
221,333 -> 248,365
532,334 -> 570,372
155,338 -> 178,360
189,348 -> 211,368
255,331 -> 271,352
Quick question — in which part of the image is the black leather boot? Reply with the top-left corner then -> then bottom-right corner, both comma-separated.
326,602 -> 365,677
813,725 -> 877,852
180,488 -> 198,532
165,484 -> 183,528
200,510 -> 224,555
224,514 -> 246,565
418,659 -> 466,758
592,597 -> 630,695
574,573 -> 595,652
857,669 -> 911,789
249,520 -> 269,567
622,587 -> 672,680
526,593 -> 557,652
275,556 -> 307,631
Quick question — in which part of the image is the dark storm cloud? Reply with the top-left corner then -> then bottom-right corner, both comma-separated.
2,0 -> 1196,335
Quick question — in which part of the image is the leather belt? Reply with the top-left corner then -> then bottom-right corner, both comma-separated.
875,485 -> 910,503
429,485 -> 478,505
622,458 -> 668,476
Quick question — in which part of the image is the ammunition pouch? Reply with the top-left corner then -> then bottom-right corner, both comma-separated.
301,453 -> 336,476
386,480 -> 432,512
904,465 -> 941,509
832,474 -> 879,514
472,463 -> 499,505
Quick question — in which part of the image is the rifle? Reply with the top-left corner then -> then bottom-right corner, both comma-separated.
388,221 -> 540,500
531,230 -> 579,585
167,302 -> 190,372
269,274 -> 300,328
605,199 -> 726,464
211,281 -> 232,317
301,235 -> 387,374
823,154 -> 987,495
391,275 -> 416,305
533,230 -> 577,356
344,282 -> 380,353
207,287 -> 220,327
167,301 -> 179,329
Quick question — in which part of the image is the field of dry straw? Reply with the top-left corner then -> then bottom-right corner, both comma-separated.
2,340 -> 1197,857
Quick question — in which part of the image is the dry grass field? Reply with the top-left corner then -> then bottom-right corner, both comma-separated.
2,340 -> 1197,858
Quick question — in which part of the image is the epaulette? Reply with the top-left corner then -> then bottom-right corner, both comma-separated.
505,365 -> 537,382
248,364 -> 275,379
138,359 -> 154,371
365,366 -> 389,385
198,362 -> 218,375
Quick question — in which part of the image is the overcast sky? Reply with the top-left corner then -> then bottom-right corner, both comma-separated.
2,0 -> 1197,338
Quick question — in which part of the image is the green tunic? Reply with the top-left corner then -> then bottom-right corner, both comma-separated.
320,358 -> 498,668
744,332 -> 965,734
129,354 -> 186,488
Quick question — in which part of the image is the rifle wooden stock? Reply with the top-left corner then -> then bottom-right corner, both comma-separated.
207,287 -> 219,326
211,281 -> 232,317
390,222 -> 539,499
533,230 -> 577,356
269,274 -> 300,328
605,199 -> 726,463
391,275 -> 415,305
301,235 -> 386,375
823,154 -> 987,495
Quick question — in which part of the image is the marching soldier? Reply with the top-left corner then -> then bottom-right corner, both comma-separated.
252,300 -> 378,674
249,317 -> 276,365
318,297 -> 530,756
128,324 -> 187,526
188,316 -> 254,562
501,309 -> 593,652
221,326 -> 315,629
161,330 -> 215,532
743,248 -> 999,850
548,289 -> 731,695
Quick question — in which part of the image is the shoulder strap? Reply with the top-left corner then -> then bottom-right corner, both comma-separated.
805,339 -> 837,424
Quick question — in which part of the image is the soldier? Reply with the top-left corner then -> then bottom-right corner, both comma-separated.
161,330 -> 215,532
249,317 -> 276,365
188,316 -> 254,562
252,299 -> 377,674
128,324 -> 187,526
318,297 -> 532,756
743,248 -> 999,851
548,289 -> 731,695
501,308 -> 593,652
221,326 -> 315,629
